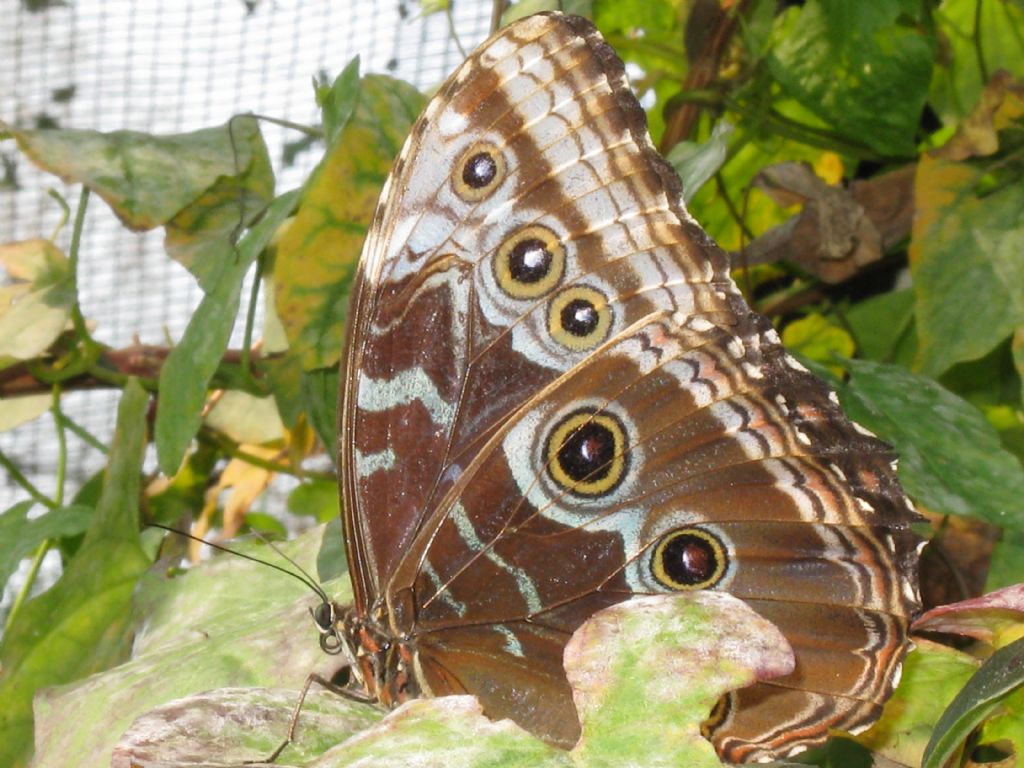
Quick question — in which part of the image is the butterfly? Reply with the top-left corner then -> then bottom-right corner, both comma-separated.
325,11 -> 921,763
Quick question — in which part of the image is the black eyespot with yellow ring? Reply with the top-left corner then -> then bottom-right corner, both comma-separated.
494,225 -> 565,300
548,286 -> 612,351
545,409 -> 628,497
651,527 -> 728,590
453,142 -> 506,201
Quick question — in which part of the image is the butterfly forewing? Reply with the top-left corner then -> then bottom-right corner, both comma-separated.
338,11 -> 920,763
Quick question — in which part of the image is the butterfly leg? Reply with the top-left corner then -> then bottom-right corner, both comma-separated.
262,671 -> 376,764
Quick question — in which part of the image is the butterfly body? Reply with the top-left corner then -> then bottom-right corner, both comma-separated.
333,12 -> 920,763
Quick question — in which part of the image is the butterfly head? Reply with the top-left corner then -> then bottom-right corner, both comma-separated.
309,600 -> 346,654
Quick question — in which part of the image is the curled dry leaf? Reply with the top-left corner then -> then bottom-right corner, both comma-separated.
913,584 -> 1024,647
743,162 -> 914,283
936,71 -> 1024,162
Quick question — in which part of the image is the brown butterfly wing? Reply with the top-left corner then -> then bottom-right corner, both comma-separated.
339,11 -> 735,607
339,12 -> 920,763
399,317 -> 917,760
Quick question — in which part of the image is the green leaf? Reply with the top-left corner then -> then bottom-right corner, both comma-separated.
842,288 -> 917,366
264,349 -> 306,427
923,637 -> 1024,768
0,379 -> 150,768
1015,329 -> 1024,404
837,359 -> 1024,527
162,117 -> 275,291
301,366 -> 339,452
988,529 -> 1024,591
0,502 -> 92,588
566,593 -> 793,767
855,639 -> 979,767
781,312 -> 855,377
910,151 -> 1024,377
420,0 -> 451,15
980,685 -> 1024,763
940,341 -> 1024,442
317,57 -> 361,146
274,75 -> 424,371
930,0 -> 1024,124
1,119 -> 269,231
287,478 -> 340,524
768,0 -> 935,157
593,0 -> 675,32
30,526 -> 367,767
155,188 -> 299,475
667,120 -> 733,203
502,0 -> 561,26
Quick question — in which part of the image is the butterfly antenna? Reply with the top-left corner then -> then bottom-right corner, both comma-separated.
227,528 -> 346,653
148,523 -> 332,606
246,526 -> 334,606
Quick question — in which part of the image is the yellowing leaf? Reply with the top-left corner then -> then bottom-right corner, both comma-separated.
0,238 -> 73,361
0,394 -> 52,432
910,152 -> 1024,377
938,72 -> 1024,161
274,75 -> 424,370
194,444 -> 280,552
782,312 -> 855,376
0,239 -> 67,281
204,391 -> 285,446
855,639 -> 978,767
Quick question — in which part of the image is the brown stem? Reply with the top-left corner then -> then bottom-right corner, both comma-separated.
0,344 -> 265,398
659,0 -> 754,153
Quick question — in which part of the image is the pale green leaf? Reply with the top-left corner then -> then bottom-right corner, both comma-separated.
32,526 -> 361,767
2,119 -> 268,231
667,120 -> 733,203
204,390 -> 285,445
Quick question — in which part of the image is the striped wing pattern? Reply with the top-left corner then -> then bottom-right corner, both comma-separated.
338,12 -> 920,763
